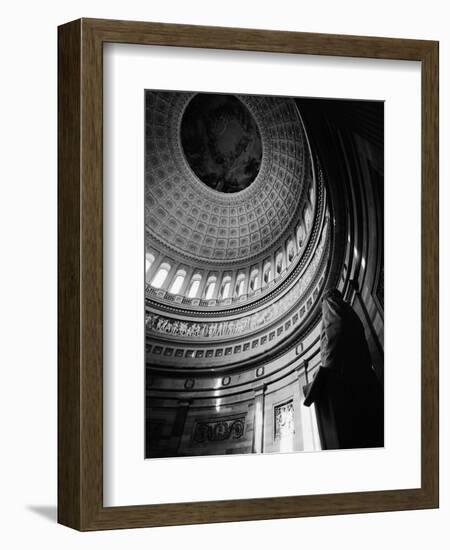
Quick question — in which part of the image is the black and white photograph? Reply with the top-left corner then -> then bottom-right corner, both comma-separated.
0,0 -> 443,542
144,90 -> 384,459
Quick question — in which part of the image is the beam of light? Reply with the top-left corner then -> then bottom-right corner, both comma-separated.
214,379 -> 221,412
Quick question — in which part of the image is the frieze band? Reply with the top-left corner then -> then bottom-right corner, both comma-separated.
146,219 -> 329,341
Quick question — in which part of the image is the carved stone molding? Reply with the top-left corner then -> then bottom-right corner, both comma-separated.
192,415 -> 246,443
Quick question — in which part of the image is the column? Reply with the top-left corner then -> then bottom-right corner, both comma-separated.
252,384 -> 266,454
173,399 -> 191,455
179,266 -> 193,296
196,270 -> 208,299
165,262 -> 181,293
241,267 -> 251,297
255,260 -> 263,295
296,361 -> 321,451
211,273 -> 221,300
229,271 -> 237,302
145,251 -> 161,284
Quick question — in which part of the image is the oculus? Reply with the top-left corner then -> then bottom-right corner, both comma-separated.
181,93 -> 262,193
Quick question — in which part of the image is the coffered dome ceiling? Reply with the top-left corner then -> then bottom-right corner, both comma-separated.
145,92 -> 309,265
145,91 -> 331,367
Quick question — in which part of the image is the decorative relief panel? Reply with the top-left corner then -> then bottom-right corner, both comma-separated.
274,400 -> 294,440
192,415 -> 245,443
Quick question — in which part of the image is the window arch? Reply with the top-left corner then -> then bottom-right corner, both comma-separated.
305,207 -> 312,231
151,262 -> 171,289
263,261 -> 272,286
287,239 -> 295,264
145,252 -> 155,274
275,252 -> 284,277
220,276 -> 232,299
296,224 -> 305,249
204,276 -> 217,300
169,269 -> 186,295
145,253 -> 155,283
187,273 -> 202,298
235,273 -> 246,297
249,268 -> 260,292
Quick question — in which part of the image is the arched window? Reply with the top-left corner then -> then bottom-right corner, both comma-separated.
297,224 -> 305,249
235,274 -> 246,297
305,207 -> 312,231
187,273 -> 202,298
263,262 -> 272,286
145,253 -> 155,283
275,252 -> 283,277
145,253 -> 155,274
151,262 -> 171,289
169,269 -> 186,295
220,276 -> 232,299
249,269 -> 260,292
287,240 -> 295,264
204,276 -> 217,300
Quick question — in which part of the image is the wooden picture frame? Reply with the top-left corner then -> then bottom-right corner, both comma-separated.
58,18 -> 439,531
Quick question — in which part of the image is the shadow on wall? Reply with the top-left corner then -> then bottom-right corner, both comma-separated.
26,505 -> 57,523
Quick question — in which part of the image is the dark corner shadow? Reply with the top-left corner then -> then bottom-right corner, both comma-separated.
27,505 -> 58,523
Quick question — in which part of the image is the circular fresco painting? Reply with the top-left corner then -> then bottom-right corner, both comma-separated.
181,93 -> 262,193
